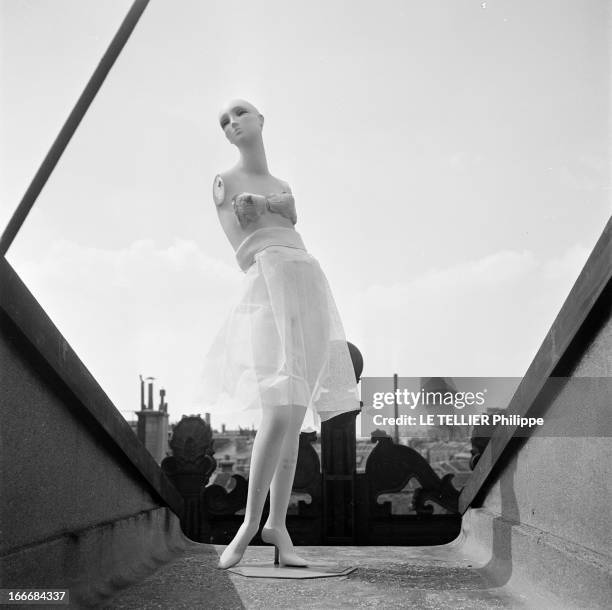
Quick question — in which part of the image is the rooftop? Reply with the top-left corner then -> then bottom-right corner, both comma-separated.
106,540 -> 556,609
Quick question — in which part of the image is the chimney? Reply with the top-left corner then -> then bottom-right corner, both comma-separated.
147,378 -> 154,410
136,377 -> 169,465
159,388 -> 167,412
139,374 -> 145,410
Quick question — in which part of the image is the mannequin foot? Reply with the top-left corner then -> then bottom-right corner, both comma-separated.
261,524 -> 308,567
217,522 -> 259,569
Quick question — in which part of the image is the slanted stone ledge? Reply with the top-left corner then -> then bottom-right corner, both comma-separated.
1,507 -> 196,608
461,508 -> 612,609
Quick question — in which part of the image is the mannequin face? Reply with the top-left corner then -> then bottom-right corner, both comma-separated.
218,99 -> 264,146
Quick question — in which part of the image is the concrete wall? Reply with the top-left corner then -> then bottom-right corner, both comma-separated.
462,305 -> 612,608
0,294 -> 188,605
1,323 -> 159,552
479,315 -> 611,554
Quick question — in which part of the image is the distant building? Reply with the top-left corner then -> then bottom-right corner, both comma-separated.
209,422 -> 257,481
133,375 -> 169,464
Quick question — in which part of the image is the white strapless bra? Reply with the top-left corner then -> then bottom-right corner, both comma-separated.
232,192 -> 297,228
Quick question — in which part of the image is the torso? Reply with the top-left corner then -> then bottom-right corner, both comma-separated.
214,169 -> 295,251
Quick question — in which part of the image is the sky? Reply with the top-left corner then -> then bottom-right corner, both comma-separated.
1,0 -> 610,431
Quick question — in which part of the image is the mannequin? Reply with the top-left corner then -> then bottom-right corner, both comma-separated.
207,99 -> 359,570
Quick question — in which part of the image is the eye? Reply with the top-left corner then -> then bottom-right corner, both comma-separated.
220,118 -> 229,129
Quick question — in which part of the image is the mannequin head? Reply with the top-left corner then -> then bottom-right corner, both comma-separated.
218,99 -> 264,147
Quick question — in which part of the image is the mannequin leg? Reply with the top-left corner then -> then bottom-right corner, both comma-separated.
264,404 -> 306,527
265,412 -> 303,528
218,404 -> 304,568
261,404 -> 308,565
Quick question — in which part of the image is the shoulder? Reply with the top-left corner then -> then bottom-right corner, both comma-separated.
269,173 -> 292,193
279,179 -> 292,194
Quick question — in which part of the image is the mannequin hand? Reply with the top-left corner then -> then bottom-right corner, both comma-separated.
266,192 -> 297,225
232,192 -> 267,228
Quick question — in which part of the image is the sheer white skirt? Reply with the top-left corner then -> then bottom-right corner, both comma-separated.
197,244 -> 360,426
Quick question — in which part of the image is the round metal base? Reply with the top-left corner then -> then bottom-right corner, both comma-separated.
226,563 -> 357,579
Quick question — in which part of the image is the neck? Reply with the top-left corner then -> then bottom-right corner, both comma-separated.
237,137 -> 269,175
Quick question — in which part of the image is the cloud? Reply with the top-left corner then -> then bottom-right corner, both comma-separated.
363,249 -> 536,307
542,243 -> 590,280
11,238 -> 244,421
8,239 -> 594,428
554,155 -> 610,192
347,246 -> 589,378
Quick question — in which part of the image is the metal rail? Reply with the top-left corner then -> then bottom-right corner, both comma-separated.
459,217 -> 612,513
0,0 -> 150,256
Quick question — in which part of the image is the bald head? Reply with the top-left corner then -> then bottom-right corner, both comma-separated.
219,98 -> 261,120
218,99 -> 265,146
218,99 -> 264,128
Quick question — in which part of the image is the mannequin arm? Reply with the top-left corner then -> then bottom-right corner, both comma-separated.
232,189 -> 298,228
265,192 -> 297,225
232,193 -> 267,228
